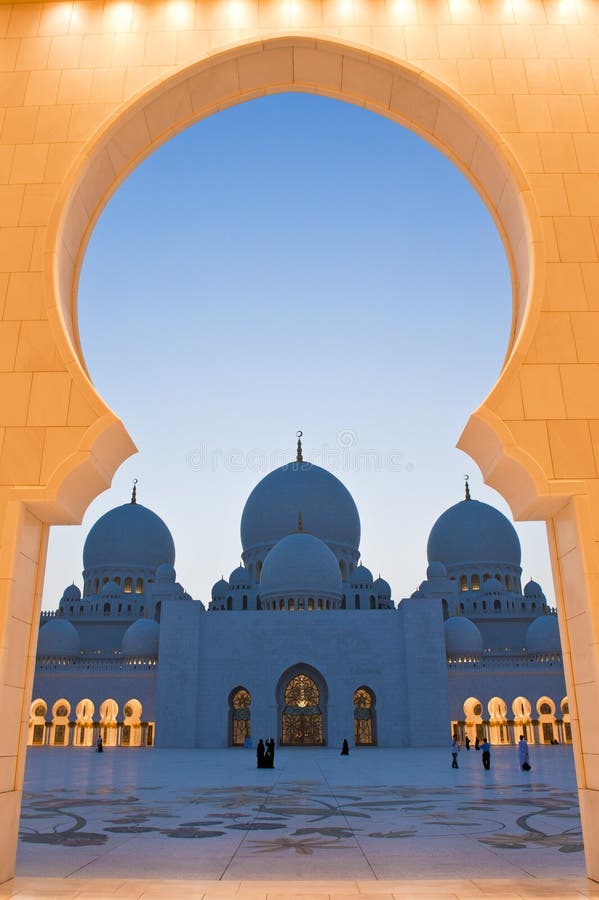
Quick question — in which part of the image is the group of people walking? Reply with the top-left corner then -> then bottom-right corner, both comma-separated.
451,733 -> 532,771
256,737 -> 275,768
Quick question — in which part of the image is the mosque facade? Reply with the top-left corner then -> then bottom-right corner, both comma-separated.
30,440 -> 569,751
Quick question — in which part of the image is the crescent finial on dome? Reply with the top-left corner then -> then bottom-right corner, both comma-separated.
131,478 -> 138,504
464,474 -> 471,501
296,431 -> 303,462
297,510 -> 303,532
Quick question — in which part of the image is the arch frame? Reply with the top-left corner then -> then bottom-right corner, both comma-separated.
1,21 -> 599,885
36,33 -> 562,530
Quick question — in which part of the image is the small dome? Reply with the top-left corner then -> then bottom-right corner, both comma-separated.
156,563 -> 176,582
122,619 -> 160,658
260,532 -> 342,599
229,566 -> 250,586
83,502 -> 175,571
526,615 -> 561,654
372,576 -> 391,596
211,578 -> 229,599
101,580 -> 120,597
426,561 -> 447,579
484,577 -> 504,594
62,584 -> 81,601
351,565 -> 373,585
411,589 -> 424,599
181,591 -> 193,602
241,462 -> 360,553
427,498 -> 521,568
37,618 -> 81,658
524,579 -> 544,597
444,616 -> 483,657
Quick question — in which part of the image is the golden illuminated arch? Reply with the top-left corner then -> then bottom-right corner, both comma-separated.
353,686 -> 376,746
229,687 -> 251,746
280,671 -> 325,745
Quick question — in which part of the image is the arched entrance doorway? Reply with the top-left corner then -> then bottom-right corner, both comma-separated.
353,687 -> 376,746
278,667 -> 327,746
74,699 -> 95,747
229,687 -> 252,746
28,700 -> 47,747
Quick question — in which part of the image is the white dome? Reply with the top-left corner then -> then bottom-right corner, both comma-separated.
351,565 -> 373,585
372,576 -> 391,596
211,578 -> 229,599
83,502 -> 175,572
241,462 -> 360,554
426,561 -> 447,578
61,584 -> 81,601
260,532 -> 342,599
524,579 -> 544,597
101,580 -> 120,597
427,498 -> 521,568
444,616 -> 483,657
37,618 -> 81,658
484,577 -> 504,594
526,615 -> 561,654
122,619 -> 160,658
156,563 -> 176,582
229,566 -> 250,586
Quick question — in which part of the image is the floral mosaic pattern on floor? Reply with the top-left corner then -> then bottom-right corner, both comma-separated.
17,746 -> 585,881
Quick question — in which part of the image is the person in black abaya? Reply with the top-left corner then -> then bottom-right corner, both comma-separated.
256,738 -> 265,768
264,737 -> 275,768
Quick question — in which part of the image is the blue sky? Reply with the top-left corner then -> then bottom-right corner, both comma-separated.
42,92 -> 554,609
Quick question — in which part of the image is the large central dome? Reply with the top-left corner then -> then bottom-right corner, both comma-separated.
83,502 -> 175,571
241,462 -> 360,553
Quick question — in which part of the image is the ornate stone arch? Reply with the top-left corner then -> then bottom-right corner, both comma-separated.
228,686 -> 252,747
276,663 -> 328,746
2,23 -> 599,883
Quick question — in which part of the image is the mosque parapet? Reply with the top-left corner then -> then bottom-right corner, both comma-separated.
36,657 -> 157,671
448,653 -> 562,669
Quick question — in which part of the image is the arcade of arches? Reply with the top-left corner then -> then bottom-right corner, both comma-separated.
27,696 -> 154,748
3,0 -> 599,884
456,694 -> 572,746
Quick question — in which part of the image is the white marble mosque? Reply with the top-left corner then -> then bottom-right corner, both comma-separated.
30,436 -> 569,752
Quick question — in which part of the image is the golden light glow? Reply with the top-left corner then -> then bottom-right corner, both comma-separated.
389,0 -> 417,22
166,0 -> 193,26
45,1 -> 75,31
557,0 -> 577,15
337,0 -> 355,19
106,1 -> 134,30
448,0 -> 468,15
228,0 -> 249,25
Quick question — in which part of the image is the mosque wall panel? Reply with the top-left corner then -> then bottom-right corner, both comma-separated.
192,611 -> 410,749
155,598 -> 202,748
399,597 -> 449,747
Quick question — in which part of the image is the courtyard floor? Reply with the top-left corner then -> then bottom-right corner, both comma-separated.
3,744 -> 598,898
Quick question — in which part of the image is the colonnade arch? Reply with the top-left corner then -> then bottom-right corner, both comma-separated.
1,8 -> 599,883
